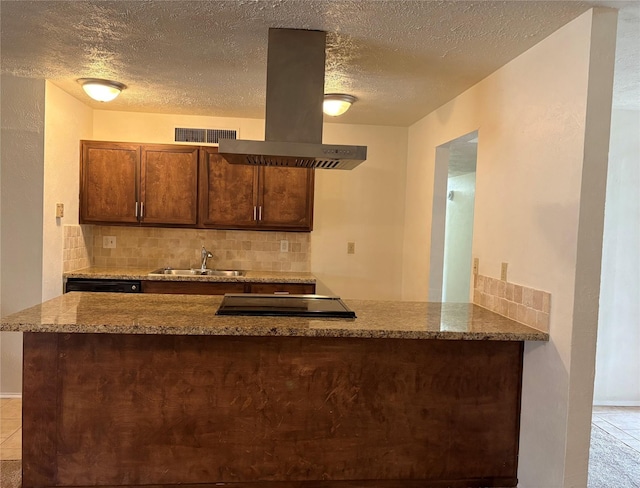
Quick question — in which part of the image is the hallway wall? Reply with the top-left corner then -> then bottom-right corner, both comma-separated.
594,108 -> 640,405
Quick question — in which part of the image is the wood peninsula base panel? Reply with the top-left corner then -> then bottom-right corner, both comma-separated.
23,333 -> 523,488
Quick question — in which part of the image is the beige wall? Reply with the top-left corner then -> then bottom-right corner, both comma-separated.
313,124 -> 408,298
43,82 -> 93,299
1,75 -> 46,395
403,9 -> 617,487
93,111 -> 265,143
90,110 -> 409,298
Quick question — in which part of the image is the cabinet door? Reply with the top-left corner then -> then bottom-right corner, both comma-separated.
259,167 -> 314,230
141,145 -> 199,225
199,147 -> 258,228
80,141 -> 139,224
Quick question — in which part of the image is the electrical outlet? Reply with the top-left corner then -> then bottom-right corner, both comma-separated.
103,236 -> 116,249
501,262 -> 508,281
347,242 -> 355,254
55,203 -> 64,218
473,257 -> 479,275
280,240 -> 289,252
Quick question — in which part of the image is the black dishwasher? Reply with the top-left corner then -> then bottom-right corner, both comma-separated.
65,278 -> 142,293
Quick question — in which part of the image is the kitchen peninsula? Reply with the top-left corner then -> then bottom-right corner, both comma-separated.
2,292 -> 548,488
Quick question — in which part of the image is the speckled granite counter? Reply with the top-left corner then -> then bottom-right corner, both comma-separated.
13,293 -> 542,487
64,266 -> 316,283
1,292 -> 548,341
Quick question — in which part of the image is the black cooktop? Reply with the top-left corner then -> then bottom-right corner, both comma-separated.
216,294 -> 356,318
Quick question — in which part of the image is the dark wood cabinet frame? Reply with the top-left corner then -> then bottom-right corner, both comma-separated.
141,281 -> 316,295
23,332 -> 522,488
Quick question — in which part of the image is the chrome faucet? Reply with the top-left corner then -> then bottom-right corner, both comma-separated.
200,246 -> 213,271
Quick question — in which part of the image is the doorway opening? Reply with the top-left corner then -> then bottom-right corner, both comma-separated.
428,131 -> 478,302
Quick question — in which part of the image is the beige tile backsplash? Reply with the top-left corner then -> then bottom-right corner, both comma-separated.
87,226 -> 311,272
63,225 -> 93,272
473,274 -> 550,332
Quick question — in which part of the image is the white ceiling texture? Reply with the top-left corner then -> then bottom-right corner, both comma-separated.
1,0 -> 638,127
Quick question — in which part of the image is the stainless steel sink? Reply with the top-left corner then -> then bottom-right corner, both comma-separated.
149,268 -> 244,277
205,270 -> 245,277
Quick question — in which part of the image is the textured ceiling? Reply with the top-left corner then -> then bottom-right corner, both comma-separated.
1,0 -> 638,127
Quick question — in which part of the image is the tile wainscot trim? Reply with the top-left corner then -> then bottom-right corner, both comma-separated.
474,274 -> 551,332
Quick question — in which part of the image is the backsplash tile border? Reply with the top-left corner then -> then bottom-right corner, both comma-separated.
473,274 -> 550,332
63,225 -> 93,272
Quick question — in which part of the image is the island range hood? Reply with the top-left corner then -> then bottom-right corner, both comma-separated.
218,28 -> 367,170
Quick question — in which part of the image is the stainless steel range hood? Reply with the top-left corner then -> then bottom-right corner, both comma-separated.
218,28 -> 367,170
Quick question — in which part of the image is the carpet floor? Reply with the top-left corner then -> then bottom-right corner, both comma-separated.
2,426 -> 638,488
0,460 -> 21,488
588,424 -> 640,488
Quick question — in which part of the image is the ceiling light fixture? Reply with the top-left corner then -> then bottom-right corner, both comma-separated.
323,94 -> 357,117
77,78 -> 126,102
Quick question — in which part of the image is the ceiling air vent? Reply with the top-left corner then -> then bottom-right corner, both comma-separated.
175,128 -> 237,145
175,128 -> 205,143
206,129 -> 236,144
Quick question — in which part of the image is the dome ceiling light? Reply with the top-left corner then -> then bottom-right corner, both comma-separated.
323,94 -> 357,117
77,78 -> 126,102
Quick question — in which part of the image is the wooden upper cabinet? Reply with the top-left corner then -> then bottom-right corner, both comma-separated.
141,145 -> 199,226
199,147 -> 258,228
80,141 -> 314,231
80,141 -> 139,224
81,141 -> 199,226
260,166 -> 314,230
199,147 -> 315,231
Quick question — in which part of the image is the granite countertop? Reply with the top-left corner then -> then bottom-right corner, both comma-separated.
0,292 -> 548,341
64,267 -> 316,284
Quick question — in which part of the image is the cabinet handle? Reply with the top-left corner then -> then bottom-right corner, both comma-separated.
258,206 -> 262,221
140,202 -> 144,219
135,202 -> 139,218
253,206 -> 257,221
273,291 -> 290,295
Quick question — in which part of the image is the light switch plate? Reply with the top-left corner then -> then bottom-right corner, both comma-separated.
280,240 -> 289,252
347,242 -> 355,254
56,203 -> 64,218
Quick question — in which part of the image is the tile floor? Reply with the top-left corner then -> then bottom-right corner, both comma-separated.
0,398 -> 21,460
1,399 -> 639,461
591,405 -> 640,452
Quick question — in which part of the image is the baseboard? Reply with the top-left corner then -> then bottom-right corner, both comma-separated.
593,400 -> 640,407
0,393 -> 22,399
